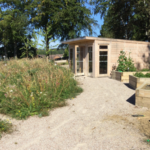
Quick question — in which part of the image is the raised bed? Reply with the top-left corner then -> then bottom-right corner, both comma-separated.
129,75 -> 150,89
136,82 -> 150,108
111,71 -> 136,83
111,71 -> 150,83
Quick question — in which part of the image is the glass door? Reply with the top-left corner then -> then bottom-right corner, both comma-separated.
77,47 -> 84,74
69,49 -> 73,71
99,51 -> 108,74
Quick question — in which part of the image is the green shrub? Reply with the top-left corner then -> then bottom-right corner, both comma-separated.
140,68 -> 150,71
0,59 -> 83,119
63,47 -> 69,57
0,119 -> 13,138
116,50 -> 136,72
145,73 -> 150,78
134,72 -> 150,78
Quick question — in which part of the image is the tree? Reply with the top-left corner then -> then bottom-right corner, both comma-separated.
10,11 -> 28,58
37,29 -> 58,58
0,9 -> 11,59
0,0 -> 35,58
91,0 -> 150,41
19,37 -> 33,58
0,0 -> 97,59
63,47 -> 69,57
32,0 -> 97,54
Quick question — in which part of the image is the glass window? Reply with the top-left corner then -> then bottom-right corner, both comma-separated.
99,51 -> 108,74
88,47 -> 92,73
69,49 -> 73,71
99,46 -> 108,49
77,47 -> 83,73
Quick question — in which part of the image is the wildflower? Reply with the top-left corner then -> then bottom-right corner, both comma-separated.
30,92 -> 33,97
56,82 -> 60,87
40,92 -> 42,94
10,90 -> 13,93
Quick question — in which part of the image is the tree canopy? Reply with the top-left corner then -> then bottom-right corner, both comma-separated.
1,0 -> 150,59
91,0 -> 150,41
0,0 -> 97,58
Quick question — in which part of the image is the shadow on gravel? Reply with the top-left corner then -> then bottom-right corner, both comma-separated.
124,83 -> 134,90
126,94 -> 135,105
124,83 -> 136,105
124,84 -> 136,105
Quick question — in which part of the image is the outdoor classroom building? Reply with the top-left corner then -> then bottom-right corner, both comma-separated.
62,36 -> 150,78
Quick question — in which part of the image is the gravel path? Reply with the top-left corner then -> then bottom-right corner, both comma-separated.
0,77 -> 149,150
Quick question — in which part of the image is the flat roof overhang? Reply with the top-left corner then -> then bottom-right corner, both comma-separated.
61,36 -> 150,45
61,37 -> 95,45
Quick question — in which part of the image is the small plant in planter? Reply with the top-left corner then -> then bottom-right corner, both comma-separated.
116,50 -> 136,72
134,72 -> 150,78
140,68 -> 150,71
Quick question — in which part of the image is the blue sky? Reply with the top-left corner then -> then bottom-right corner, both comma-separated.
38,3 -> 104,49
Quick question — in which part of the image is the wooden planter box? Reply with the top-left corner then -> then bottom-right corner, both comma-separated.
129,75 -> 150,89
136,82 -> 150,108
111,70 -> 116,79
111,71 -> 150,83
111,71 -> 136,83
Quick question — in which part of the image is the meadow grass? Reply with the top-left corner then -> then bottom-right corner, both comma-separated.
0,119 -> 12,138
0,58 -> 83,119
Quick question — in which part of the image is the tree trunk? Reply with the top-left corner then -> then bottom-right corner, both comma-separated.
46,38 -> 49,55
147,1 -> 150,42
148,31 -> 150,42
35,48 -> 37,58
4,45 -> 7,60
14,41 -> 17,59
27,50 -> 29,58
45,26 -> 49,56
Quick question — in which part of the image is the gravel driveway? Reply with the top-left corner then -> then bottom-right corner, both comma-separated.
0,76 -> 149,150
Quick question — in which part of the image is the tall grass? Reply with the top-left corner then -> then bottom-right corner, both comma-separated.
0,59 -> 82,119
